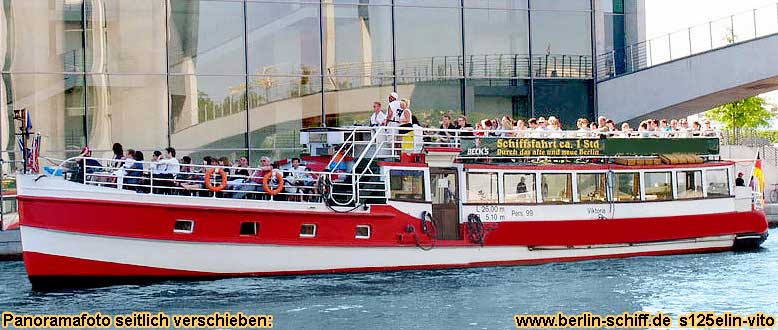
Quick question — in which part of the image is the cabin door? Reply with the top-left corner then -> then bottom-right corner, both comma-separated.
430,168 -> 461,240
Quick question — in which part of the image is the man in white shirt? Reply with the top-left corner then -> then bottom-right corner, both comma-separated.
384,92 -> 402,126
158,147 -> 180,176
369,101 -> 386,127
289,158 -> 306,180
153,147 -> 179,194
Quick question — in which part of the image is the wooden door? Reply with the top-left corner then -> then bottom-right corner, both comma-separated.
430,168 -> 461,240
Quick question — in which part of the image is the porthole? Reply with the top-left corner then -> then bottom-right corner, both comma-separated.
300,224 -> 317,238
240,222 -> 259,236
355,225 -> 371,239
174,220 -> 194,234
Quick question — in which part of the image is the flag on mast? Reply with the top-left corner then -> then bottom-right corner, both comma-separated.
26,110 -> 32,131
750,151 -> 765,193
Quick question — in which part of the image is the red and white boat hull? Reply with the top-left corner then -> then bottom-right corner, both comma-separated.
17,175 -> 768,288
23,226 -> 737,276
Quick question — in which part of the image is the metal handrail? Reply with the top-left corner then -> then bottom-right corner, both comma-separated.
598,2 -> 778,81
60,157 -> 386,205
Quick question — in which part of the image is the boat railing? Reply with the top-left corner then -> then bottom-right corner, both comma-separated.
323,125 -> 721,201
52,157 -> 387,206
342,125 -> 721,161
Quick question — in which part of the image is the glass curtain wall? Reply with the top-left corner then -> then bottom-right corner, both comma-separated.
597,0 -> 626,76
0,0 -> 596,163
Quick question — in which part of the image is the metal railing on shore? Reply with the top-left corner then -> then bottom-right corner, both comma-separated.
597,2 -> 778,81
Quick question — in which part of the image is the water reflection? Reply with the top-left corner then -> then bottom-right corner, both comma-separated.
0,230 -> 775,330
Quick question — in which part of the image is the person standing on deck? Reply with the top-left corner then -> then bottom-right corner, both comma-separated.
370,101 -> 386,127
384,92 -> 402,126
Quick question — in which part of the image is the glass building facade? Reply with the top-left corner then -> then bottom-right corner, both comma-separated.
0,0 -> 634,161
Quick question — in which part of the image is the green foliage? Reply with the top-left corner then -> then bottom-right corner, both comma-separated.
705,96 -> 774,130
752,130 -> 778,143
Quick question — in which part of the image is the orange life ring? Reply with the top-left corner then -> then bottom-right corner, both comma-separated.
204,167 -> 228,192
263,171 -> 285,195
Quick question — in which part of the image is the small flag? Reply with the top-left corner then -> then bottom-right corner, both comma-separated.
25,111 -> 32,131
28,133 -> 41,173
753,153 -> 765,193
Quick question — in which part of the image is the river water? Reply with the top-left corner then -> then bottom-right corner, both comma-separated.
1,229 -> 776,329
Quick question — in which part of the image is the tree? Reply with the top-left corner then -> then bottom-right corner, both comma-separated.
705,96 -> 774,130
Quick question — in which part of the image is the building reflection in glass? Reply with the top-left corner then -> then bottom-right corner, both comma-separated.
0,0 -> 608,162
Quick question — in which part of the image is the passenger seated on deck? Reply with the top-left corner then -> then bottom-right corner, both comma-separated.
110,148 -> 134,189
226,156 -> 251,195
180,156 -> 215,194
437,114 -> 457,145
234,156 -> 251,177
232,156 -> 273,200
70,146 -> 103,184
218,157 -> 233,177
283,170 -> 299,201
123,151 -> 145,191
300,168 -> 316,201
174,156 -> 197,194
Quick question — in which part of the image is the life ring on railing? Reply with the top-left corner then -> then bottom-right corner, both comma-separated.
263,171 -> 285,195
204,168 -> 228,192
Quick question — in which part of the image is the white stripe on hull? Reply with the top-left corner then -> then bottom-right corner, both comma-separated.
22,227 -> 736,274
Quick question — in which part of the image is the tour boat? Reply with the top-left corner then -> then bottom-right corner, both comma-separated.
16,127 -> 768,289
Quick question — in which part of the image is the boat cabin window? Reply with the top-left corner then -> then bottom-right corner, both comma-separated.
300,224 -> 317,238
389,170 -> 426,202
504,173 -> 536,203
240,222 -> 259,236
541,173 -> 572,203
706,169 -> 731,197
355,225 -> 371,239
644,172 -> 673,201
613,172 -> 640,201
676,170 -> 703,199
467,172 -> 499,203
173,220 -> 194,234
577,173 -> 607,202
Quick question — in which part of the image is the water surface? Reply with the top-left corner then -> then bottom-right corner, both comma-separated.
1,229 -> 776,329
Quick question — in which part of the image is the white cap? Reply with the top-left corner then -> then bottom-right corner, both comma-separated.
389,92 -> 399,100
